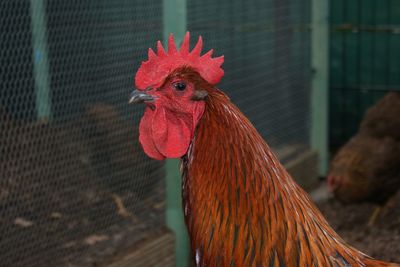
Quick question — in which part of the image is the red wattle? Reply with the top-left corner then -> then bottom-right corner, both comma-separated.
138,101 -> 205,160
151,107 -> 192,158
139,107 -> 165,160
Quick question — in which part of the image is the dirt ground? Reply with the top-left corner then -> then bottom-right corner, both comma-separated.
317,188 -> 400,263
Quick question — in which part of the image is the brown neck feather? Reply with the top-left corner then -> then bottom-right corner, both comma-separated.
181,90 -> 371,266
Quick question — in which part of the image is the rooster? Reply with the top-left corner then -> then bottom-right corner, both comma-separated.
129,33 -> 399,266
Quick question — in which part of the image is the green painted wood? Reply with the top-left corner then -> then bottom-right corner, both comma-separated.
163,1 -> 189,266
163,0 -> 186,43
30,0 -> 51,120
311,0 -> 329,175
166,159 -> 189,267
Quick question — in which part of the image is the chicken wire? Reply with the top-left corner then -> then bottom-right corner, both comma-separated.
187,0 -> 312,162
329,0 -> 400,152
0,1 -> 165,266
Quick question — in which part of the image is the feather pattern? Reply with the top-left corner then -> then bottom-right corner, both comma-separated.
181,88 -> 397,267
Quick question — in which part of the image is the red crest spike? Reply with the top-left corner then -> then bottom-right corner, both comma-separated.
180,32 -> 190,55
148,48 -> 156,60
202,49 -> 214,58
135,32 -> 224,90
156,41 -> 166,57
167,34 -> 177,54
190,36 -> 203,58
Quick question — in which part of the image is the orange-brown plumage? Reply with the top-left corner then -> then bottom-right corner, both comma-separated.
180,82 -> 397,266
132,34 -> 399,267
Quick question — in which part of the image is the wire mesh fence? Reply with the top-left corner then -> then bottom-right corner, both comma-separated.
188,0 -> 311,162
1,0 -> 312,266
329,0 -> 400,152
1,1 -> 166,266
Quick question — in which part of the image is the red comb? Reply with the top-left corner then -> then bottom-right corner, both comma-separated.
135,32 -> 224,90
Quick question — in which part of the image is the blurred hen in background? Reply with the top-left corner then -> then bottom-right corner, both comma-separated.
328,92 -> 400,224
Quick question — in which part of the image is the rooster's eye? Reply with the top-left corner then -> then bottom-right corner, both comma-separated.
174,82 -> 186,91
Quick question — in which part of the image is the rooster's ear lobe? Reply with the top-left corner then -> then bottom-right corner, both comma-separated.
191,90 -> 208,101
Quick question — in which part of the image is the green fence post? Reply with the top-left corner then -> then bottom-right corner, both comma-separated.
166,159 -> 189,267
30,0 -> 52,120
163,0 -> 189,266
311,0 -> 329,176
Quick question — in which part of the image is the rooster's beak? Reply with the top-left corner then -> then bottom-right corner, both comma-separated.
129,90 -> 155,104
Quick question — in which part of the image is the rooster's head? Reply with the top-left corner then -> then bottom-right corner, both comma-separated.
130,32 -> 224,160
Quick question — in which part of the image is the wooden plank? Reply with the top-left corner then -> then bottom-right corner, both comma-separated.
105,230 -> 175,267
285,149 -> 319,191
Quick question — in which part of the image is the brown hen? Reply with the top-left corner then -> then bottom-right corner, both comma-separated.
328,92 -> 400,205
328,134 -> 400,205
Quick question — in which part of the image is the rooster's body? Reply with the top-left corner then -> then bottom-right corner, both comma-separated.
131,33 -> 399,266
181,82 -> 394,266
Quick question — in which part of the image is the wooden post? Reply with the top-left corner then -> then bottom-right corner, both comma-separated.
163,0 -> 190,266
311,0 -> 329,176
30,0 -> 51,120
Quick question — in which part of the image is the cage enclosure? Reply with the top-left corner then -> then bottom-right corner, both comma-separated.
0,0 -> 321,266
329,0 -> 400,152
186,0 -> 317,189
1,1 -> 173,267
